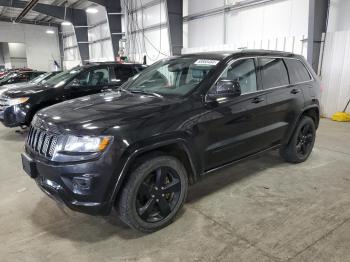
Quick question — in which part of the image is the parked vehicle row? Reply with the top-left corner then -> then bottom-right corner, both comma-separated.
0,70 -> 45,86
0,52 -> 320,233
0,62 -> 146,127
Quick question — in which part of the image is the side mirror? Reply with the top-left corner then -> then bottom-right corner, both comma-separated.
207,79 -> 241,100
68,79 -> 80,89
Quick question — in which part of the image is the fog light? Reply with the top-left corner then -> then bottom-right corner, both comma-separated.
72,175 -> 93,194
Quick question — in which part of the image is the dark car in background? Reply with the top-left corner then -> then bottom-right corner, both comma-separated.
0,62 -> 146,127
21,50 -> 321,232
0,71 -> 46,86
0,71 -> 61,96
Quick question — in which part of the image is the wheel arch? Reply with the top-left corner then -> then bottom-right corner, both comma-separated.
109,138 -> 199,208
284,105 -> 320,145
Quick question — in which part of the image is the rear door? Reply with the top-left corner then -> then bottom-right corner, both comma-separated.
259,57 -> 305,146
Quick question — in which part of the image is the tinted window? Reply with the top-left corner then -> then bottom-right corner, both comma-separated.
284,59 -> 311,84
216,58 -> 257,94
75,67 -> 109,86
260,58 -> 289,89
115,66 -> 135,81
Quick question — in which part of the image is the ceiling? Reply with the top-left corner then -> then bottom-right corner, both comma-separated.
0,0 -> 94,25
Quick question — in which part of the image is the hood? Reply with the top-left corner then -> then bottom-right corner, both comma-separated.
36,91 -> 179,134
3,83 -> 48,98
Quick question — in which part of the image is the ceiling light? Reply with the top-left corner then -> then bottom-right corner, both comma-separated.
46,29 -> 55,34
86,7 -> 98,14
61,21 -> 72,26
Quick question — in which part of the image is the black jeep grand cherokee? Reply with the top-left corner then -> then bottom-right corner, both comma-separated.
22,50 -> 320,232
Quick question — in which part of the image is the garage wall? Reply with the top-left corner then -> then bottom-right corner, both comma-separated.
183,0 -> 309,57
0,22 -> 61,71
87,5 -> 114,62
319,0 -> 350,117
123,0 -> 171,64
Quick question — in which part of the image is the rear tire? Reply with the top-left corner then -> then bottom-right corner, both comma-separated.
117,155 -> 188,233
280,116 -> 316,163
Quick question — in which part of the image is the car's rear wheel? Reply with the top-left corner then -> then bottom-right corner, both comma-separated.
280,116 -> 316,163
117,155 -> 188,233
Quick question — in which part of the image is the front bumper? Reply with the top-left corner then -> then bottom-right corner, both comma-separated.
22,147 -> 123,216
0,104 -> 29,127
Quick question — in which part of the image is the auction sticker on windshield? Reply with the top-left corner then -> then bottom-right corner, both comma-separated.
194,59 -> 220,66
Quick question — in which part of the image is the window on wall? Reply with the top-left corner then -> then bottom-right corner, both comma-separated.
216,58 -> 257,94
284,59 -> 311,84
259,58 -> 289,89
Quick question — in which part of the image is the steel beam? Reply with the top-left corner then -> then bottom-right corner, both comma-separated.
307,0 -> 329,71
15,0 -> 39,23
166,0 -> 182,55
105,0 -> 123,59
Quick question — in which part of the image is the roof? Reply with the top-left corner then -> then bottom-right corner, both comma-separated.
83,62 -> 145,68
181,49 -> 297,60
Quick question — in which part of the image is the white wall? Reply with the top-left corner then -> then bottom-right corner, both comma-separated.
87,5 -> 114,62
183,0 -> 309,57
123,0 -> 171,64
0,22 -> 61,71
327,0 -> 350,32
319,0 -> 350,117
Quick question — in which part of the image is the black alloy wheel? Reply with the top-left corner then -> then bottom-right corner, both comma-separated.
118,155 -> 188,233
296,123 -> 314,158
280,116 -> 316,163
136,167 -> 181,223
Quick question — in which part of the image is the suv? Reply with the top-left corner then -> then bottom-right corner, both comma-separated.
0,71 -> 62,96
21,51 -> 320,232
0,62 -> 145,127
0,71 -> 46,86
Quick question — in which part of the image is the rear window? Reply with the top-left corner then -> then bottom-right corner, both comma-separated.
284,59 -> 311,84
259,58 -> 289,89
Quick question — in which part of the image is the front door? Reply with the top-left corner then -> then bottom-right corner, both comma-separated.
67,66 -> 110,99
199,58 -> 271,170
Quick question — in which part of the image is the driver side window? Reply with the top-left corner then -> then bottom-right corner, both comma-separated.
217,58 -> 257,95
74,68 -> 110,87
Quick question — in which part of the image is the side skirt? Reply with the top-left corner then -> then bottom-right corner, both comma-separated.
202,144 -> 282,176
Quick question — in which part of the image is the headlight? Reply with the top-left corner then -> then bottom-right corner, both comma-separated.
62,135 -> 112,153
7,97 -> 29,106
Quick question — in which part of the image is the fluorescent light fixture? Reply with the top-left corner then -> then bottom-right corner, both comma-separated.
86,7 -> 98,14
61,21 -> 72,26
46,29 -> 55,34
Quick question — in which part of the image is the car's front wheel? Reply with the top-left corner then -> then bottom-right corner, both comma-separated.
280,116 -> 316,163
117,155 -> 188,233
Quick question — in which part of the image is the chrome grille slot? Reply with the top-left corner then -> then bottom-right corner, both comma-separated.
26,126 -> 59,158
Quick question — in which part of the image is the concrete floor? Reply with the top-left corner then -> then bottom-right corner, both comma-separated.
0,119 -> 349,262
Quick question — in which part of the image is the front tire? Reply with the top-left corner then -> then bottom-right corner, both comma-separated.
117,155 -> 188,233
280,116 -> 316,163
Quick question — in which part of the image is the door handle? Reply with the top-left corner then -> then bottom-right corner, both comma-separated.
252,97 -> 265,104
291,88 -> 301,94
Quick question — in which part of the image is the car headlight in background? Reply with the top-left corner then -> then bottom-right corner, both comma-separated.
62,135 -> 112,153
7,97 -> 29,106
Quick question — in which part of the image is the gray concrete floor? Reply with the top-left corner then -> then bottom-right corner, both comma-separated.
0,119 -> 349,262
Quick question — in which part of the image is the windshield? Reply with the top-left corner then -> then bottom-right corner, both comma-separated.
44,67 -> 83,87
123,57 -> 220,96
0,72 -> 17,82
30,72 -> 50,84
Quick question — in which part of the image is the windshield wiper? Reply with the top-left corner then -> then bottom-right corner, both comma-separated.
129,90 -> 163,98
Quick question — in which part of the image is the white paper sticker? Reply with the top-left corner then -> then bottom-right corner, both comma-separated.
194,59 -> 220,66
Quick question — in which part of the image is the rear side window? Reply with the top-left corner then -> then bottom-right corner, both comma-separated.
115,66 -> 135,81
259,58 -> 289,89
284,59 -> 311,84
